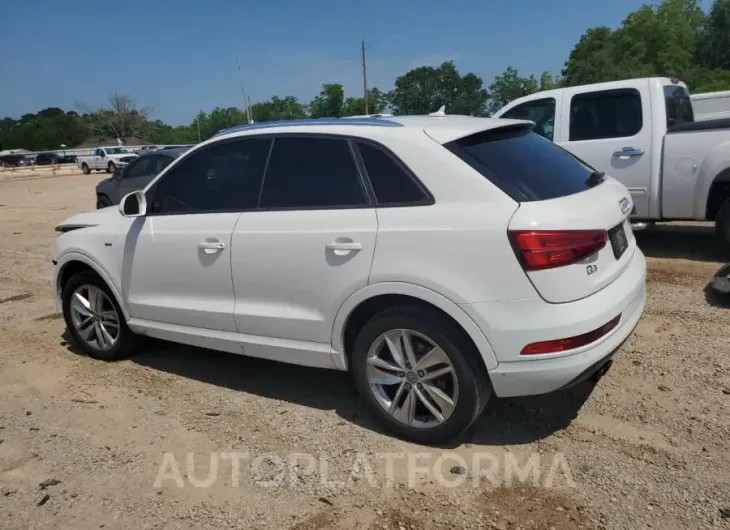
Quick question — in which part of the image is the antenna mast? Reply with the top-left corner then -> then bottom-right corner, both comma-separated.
237,57 -> 253,124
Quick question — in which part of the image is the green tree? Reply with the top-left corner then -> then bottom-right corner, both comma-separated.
696,0 -> 730,70
486,67 -> 559,115
249,96 -> 308,122
389,61 -> 488,116
341,88 -> 389,115
309,84 -> 345,118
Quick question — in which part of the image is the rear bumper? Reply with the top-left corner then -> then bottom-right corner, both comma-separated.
460,248 -> 646,397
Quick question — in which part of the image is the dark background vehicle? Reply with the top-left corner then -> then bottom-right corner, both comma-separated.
95,147 -> 187,208
35,152 -> 59,165
56,154 -> 77,164
0,154 -> 30,167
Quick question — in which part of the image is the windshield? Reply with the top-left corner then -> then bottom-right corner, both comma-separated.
105,147 -> 130,154
664,84 -> 694,127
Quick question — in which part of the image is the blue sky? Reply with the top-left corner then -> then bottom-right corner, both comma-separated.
1,0 -> 714,125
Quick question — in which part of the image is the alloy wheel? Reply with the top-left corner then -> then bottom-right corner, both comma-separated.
69,284 -> 120,351
365,329 -> 458,428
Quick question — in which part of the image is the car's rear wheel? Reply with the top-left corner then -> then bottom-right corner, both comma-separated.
61,270 -> 138,361
96,194 -> 112,209
351,305 -> 491,445
106,162 -> 116,173
81,163 -> 90,174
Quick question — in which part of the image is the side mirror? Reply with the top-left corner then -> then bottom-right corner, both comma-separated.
119,190 -> 147,217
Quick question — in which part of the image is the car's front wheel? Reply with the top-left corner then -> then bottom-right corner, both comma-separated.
61,270 -> 138,361
96,194 -> 112,209
351,305 -> 491,445
106,162 -> 116,173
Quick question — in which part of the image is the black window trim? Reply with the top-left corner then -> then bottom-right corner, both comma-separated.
567,87 -> 644,142
146,132 -> 389,217
350,138 -> 435,208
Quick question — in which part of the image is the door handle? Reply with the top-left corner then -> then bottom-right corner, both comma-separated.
198,240 -> 225,254
612,147 -> 644,159
325,241 -> 362,255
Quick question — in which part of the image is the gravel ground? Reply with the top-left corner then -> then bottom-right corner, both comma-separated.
0,172 -> 728,529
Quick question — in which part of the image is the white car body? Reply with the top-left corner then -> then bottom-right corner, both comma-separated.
53,115 -> 646,442
691,90 -> 730,121
77,147 -> 138,173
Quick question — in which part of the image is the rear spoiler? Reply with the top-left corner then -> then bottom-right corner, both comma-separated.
423,118 -> 534,145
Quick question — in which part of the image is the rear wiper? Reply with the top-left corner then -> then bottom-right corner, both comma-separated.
586,171 -> 605,187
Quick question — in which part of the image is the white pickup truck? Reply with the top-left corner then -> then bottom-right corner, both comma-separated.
493,77 -> 730,246
77,147 -> 138,174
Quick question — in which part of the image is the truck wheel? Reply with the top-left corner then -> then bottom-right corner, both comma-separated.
715,198 -> 730,250
81,163 -> 90,174
106,162 -> 116,173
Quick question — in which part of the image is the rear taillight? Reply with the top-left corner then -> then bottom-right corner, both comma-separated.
521,314 -> 621,355
509,229 -> 608,271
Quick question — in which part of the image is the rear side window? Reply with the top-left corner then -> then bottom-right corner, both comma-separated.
356,141 -> 430,205
569,88 -> 642,141
259,137 -> 368,209
664,85 -> 694,127
445,126 -> 595,202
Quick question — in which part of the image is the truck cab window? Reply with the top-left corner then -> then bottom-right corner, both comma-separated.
569,88 -> 643,141
664,85 -> 694,127
500,98 -> 556,141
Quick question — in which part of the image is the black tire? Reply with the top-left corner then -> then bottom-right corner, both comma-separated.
106,162 -> 116,173
96,194 -> 112,209
61,270 -> 138,361
81,163 -> 90,175
715,198 -> 730,250
350,305 -> 491,445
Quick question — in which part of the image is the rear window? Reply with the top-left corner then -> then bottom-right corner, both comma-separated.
445,125 -> 597,202
664,84 -> 694,127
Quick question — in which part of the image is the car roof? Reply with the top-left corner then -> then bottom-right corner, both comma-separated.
211,115 -> 532,145
141,146 -> 187,158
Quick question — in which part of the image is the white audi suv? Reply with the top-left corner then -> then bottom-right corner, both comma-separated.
53,114 -> 646,444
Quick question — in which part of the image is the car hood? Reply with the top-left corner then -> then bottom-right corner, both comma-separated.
55,206 -> 120,232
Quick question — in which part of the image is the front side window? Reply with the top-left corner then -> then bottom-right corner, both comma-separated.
501,98 -> 556,141
259,136 -> 368,209
569,88 -> 643,141
150,137 -> 271,214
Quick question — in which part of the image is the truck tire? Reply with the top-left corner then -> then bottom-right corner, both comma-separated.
81,163 -> 90,174
715,198 -> 730,250
107,162 -> 116,173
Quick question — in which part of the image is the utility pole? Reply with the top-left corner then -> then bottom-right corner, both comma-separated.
237,57 -> 253,124
361,40 -> 369,114
196,117 -> 201,143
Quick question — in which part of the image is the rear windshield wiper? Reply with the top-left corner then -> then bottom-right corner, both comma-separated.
586,171 -> 605,188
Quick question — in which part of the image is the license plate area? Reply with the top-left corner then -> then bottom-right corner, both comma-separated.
608,221 -> 628,259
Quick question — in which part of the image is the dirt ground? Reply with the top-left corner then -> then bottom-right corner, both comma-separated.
0,171 -> 728,530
